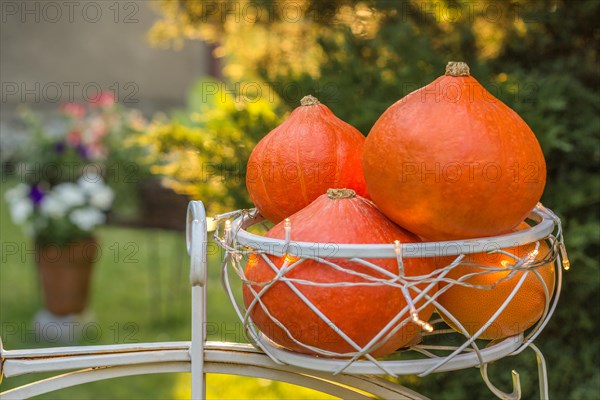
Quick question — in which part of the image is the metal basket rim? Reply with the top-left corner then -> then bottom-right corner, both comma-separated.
230,205 -> 556,258
251,331 -> 524,375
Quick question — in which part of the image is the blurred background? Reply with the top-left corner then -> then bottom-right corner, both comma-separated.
1,0 -> 598,398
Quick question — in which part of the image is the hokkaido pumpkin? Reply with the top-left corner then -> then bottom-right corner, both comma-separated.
243,189 -> 436,358
363,61 -> 546,240
436,222 -> 555,340
246,95 -> 368,224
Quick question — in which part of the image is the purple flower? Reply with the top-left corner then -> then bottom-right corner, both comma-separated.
29,185 -> 45,206
53,141 -> 66,154
75,144 -> 89,159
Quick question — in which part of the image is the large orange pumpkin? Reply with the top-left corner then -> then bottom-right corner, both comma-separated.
363,61 -> 546,240
246,95 -> 368,224
436,222 -> 555,340
243,189 -> 436,358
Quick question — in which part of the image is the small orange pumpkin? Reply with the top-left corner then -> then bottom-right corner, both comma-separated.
243,189 -> 436,357
436,223 -> 555,340
246,95 -> 368,224
363,62 -> 546,240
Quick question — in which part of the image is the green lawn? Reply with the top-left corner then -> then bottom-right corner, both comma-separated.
0,181 -> 335,399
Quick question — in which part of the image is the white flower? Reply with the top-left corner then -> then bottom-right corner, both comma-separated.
89,186 -> 114,211
77,174 -> 114,211
4,183 -> 29,204
53,183 -> 86,208
9,198 -> 33,224
5,183 -> 34,225
69,207 -> 106,231
77,173 -> 115,211
40,194 -> 67,218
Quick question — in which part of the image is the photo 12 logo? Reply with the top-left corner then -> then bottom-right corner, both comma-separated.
179,1 -> 305,24
1,321 -> 139,343
396,1 -> 543,24
1,1 -> 139,24
198,81 -> 340,104
1,81 -> 139,104
1,241 -> 140,264
1,162 -> 142,185
398,161 -> 542,185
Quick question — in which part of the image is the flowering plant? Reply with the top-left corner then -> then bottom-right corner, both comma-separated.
16,92 -> 146,181
5,173 -> 114,246
4,92 -> 147,246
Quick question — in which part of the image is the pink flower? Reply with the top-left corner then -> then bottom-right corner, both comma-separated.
67,130 -> 82,146
89,92 -> 115,108
88,143 -> 107,160
89,117 -> 108,140
61,102 -> 86,119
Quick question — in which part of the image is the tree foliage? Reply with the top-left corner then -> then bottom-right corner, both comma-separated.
148,1 -> 599,397
131,78 -> 282,213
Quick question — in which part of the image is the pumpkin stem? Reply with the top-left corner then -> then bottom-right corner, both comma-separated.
300,95 -> 320,106
445,61 -> 470,77
327,188 -> 356,199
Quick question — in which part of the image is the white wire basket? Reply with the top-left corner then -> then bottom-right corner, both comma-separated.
211,202 -> 568,399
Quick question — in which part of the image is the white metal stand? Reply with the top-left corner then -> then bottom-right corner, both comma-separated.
0,200 -> 563,399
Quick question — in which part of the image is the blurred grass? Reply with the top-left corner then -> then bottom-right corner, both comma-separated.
174,374 -> 336,399
0,179 -> 336,399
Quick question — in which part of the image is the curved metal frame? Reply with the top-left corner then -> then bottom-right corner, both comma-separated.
0,200 -> 565,399
1,342 -> 426,399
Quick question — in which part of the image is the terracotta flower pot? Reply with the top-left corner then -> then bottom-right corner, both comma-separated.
36,237 -> 98,315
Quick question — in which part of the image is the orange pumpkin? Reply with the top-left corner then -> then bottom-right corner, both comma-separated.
243,189 -> 436,358
246,95 -> 368,224
363,62 -> 546,240
436,223 -> 555,340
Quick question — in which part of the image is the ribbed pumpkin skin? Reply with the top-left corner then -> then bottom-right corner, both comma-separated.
363,68 -> 546,240
246,98 -> 368,224
243,191 -> 436,358
436,223 -> 555,340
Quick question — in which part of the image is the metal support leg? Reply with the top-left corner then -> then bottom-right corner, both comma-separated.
190,286 -> 206,399
187,201 -> 208,399
529,343 -> 549,400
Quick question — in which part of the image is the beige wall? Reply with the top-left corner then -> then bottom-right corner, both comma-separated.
0,0 -> 209,116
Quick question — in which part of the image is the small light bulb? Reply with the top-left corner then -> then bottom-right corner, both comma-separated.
246,255 -> 258,268
530,249 -> 539,258
560,243 -> 570,270
284,254 -> 298,264
522,248 -> 539,268
284,219 -> 291,237
224,220 -> 232,244
411,311 -> 434,333
283,218 -> 291,252
394,240 -> 404,276
206,217 -> 217,232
